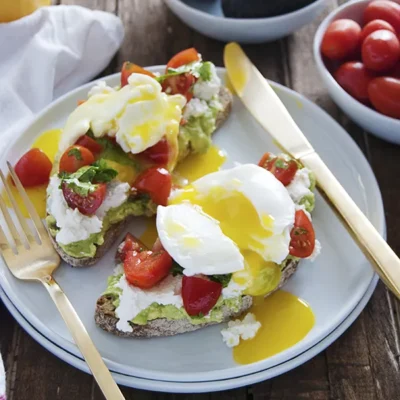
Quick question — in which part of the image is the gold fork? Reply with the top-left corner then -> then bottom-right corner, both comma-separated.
0,162 -> 125,400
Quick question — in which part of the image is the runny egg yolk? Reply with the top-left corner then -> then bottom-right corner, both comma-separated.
233,291 -> 315,364
169,187 -> 281,296
173,145 -> 226,184
140,217 -> 158,248
4,129 -> 62,218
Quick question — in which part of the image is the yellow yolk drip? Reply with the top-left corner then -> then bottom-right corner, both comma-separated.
140,218 -> 158,248
233,291 -> 315,364
169,188 -> 281,296
173,145 -> 226,184
4,129 -> 62,218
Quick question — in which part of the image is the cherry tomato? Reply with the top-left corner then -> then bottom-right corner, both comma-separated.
321,19 -> 361,60
364,0 -> 400,34
116,233 -> 148,262
360,19 -> 396,42
162,73 -> 196,101
134,167 -> 172,206
62,182 -> 106,215
120,62 -> 155,87
258,152 -> 298,186
14,148 -> 52,187
59,145 -> 95,173
182,276 -> 222,316
75,135 -> 103,154
166,48 -> 200,70
368,77 -> 400,118
388,61 -> 400,78
289,210 -> 316,258
362,30 -> 400,71
334,62 -> 375,103
142,138 -> 169,165
123,249 -> 172,289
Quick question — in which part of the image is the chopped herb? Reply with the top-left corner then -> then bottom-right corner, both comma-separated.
156,61 -> 206,83
171,262 -> 184,276
293,227 -> 308,236
209,274 -> 232,288
68,148 -> 82,160
274,158 -> 287,169
197,312 -> 204,318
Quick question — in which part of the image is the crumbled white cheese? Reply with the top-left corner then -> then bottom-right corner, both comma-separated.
183,98 -> 209,120
221,313 -> 261,348
115,274 -> 183,333
222,280 -> 246,299
88,80 -> 116,98
286,168 -> 312,204
47,176 -> 129,245
307,239 -> 321,262
193,63 -> 221,101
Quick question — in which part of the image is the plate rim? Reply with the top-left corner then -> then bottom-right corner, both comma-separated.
0,66 -> 386,382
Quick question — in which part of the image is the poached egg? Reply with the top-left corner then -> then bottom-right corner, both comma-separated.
58,74 -> 186,170
157,164 -> 296,296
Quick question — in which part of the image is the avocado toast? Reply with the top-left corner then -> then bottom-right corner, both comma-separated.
95,153 -> 320,339
46,49 -> 233,267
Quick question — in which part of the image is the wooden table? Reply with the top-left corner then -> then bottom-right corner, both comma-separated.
1,0 -> 400,398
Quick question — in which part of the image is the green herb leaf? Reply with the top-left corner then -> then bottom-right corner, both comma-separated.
171,262 -> 184,276
274,158 -> 287,169
156,60 -> 207,84
209,274 -> 232,288
68,148 -> 82,160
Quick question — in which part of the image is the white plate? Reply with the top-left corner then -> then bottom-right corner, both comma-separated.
0,276 -> 380,393
0,67 -> 385,383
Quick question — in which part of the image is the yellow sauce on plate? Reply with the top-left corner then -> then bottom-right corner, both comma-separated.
233,291 -> 314,364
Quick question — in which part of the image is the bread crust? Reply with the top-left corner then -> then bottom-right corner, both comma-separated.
47,87 -> 233,268
94,258 -> 299,338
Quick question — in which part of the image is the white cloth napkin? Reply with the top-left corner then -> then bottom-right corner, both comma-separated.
0,5 -> 124,398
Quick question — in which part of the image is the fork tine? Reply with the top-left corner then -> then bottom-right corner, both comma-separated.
7,162 -> 48,241
0,191 -> 26,250
0,170 -> 38,245
0,224 -> 11,253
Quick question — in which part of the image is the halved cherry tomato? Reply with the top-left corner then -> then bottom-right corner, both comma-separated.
75,135 -> 103,154
14,148 -> 52,187
121,62 -> 155,87
134,167 -> 172,206
59,145 -> 95,173
166,48 -> 200,70
289,210 -> 315,258
321,19 -> 361,60
182,276 -> 222,316
62,182 -> 106,215
124,249 -> 172,289
258,152 -> 298,186
162,73 -> 196,101
142,138 -> 169,165
334,62 -> 375,104
362,30 -> 400,71
368,77 -> 400,119
116,233 -> 148,262
364,1 -> 400,34
360,19 -> 396,42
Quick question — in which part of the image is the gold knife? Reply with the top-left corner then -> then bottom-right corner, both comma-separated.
224,42 -> 400,299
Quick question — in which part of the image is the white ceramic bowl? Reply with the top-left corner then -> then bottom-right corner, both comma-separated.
314,0 -> 400,144
164,0 -> 329,43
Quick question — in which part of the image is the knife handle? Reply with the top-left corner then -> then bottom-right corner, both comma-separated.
301,152 -> 400,298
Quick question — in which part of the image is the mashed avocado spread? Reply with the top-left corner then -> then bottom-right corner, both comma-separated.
104,273 -> 243,326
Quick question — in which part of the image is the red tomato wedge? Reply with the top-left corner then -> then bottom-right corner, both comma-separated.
116,233 -> 148,262
162,73 -> 196,101
142,138 -> 169,165
289,210 -> 316,258
62,182 -> 106,216
134,167 -> 172,206
182,276 -> 222,316
166,48 -> 200,70
14,148 -> 52,188
121,62 -> 155,87
258,152 -> 298,186
59,145 -> 95,173
75,135 -> 103,154
123,249 -> 173,289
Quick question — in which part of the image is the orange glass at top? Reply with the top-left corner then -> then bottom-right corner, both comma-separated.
0,0 -> 51,23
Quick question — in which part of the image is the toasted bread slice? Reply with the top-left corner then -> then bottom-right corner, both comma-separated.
48,87 -> 233,268
94,258 -> 298,338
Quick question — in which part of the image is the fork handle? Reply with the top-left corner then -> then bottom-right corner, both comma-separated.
41,276 -> 125,400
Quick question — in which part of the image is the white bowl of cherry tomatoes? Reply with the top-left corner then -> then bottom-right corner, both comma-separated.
314,0 -> 400,144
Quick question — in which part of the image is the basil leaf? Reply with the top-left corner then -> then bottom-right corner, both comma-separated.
171,262 -> 184,276
209,274 -> 232,288
68,147 -> 82,160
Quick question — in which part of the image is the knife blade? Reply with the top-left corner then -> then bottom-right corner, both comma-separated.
224,42 -> 400,298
